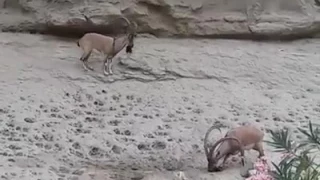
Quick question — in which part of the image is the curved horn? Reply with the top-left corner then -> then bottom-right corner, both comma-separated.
113,16 -> 132,33
204,125 -> 221,159
118,17 -> 131,29
118,16 -> 131,26
208,137 -> 245,165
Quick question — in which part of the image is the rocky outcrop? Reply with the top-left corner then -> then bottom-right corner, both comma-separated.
1,0 -> 320,39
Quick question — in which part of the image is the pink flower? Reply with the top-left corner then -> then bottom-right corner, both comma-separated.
246,156 -> 274,180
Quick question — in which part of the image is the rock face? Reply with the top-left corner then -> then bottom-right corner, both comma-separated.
1,0 -> 320,39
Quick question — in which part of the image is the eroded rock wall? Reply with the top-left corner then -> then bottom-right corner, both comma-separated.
0,0 -> 320,39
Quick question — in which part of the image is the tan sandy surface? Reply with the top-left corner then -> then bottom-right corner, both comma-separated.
0,32 -> 319,180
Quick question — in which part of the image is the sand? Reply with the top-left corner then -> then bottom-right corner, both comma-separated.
0,32 -> 319,180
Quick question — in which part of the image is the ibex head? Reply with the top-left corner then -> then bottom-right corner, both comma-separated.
117,17 -> 138,53
204,126 -> 244,172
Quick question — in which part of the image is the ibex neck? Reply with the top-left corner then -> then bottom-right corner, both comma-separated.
113,35 -> 129,55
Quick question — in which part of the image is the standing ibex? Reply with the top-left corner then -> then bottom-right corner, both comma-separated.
76,14 -> 137,75
204,124 -> 265,172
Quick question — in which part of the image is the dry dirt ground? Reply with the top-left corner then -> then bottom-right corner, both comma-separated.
0,32 -> 319,180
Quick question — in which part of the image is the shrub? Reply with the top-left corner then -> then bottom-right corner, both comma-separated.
265,121 -> 320,180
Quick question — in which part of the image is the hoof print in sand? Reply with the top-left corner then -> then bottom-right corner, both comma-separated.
138,143 -> 151,151
126,95 -> 134,100
144,133 -> 155,139
42,132 -> 54,142
124,130 -> 132,136
50,107 -> 60,113
273,116 -> 281,122
72,142 -> 81,150
69,148 -> 84,158
112,95 -> 120,101
113,128 -> 132,136
85,94 -> 94,101
113,128 -> 121,135
108,120 -> 121,126
88,146 -> 107,158
85,117 -> 100,123
109,107 -> 117,111
151,141 -> 166,150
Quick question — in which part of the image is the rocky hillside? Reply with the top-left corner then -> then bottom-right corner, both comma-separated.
1,0 -> 320,39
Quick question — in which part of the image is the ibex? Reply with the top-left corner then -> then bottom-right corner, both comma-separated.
204,124 -> 265,172
76,14 -> 137,75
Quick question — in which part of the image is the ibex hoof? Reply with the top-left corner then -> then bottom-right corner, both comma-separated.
82,65 -> 94,71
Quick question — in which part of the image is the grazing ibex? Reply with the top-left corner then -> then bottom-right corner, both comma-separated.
204,124 -> 265,172
76,14 -> 137,75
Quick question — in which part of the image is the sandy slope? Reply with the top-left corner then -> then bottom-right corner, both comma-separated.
0,32 -> 319,180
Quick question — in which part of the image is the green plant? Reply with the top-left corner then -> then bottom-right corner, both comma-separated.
265,121 -> 320,180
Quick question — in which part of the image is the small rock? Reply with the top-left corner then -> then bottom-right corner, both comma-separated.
8,159 -> 15,162
59,166 -> 70,174
79,104 -> 86,108
273,117 -> 281,122
142,115 -> 148,119
192,108 -> 204,114
85,94 -> 93,101
144,133 -> 155,138
114,128 -> 121,135
111,145 -> 122,154
72,142 -> 81,150
51,107 -> 60,113
72,169 -> 85,175
109,107 -> 117,111
24,117 -> 36,123
126,95 -> 134,100
88,147 -> 105,158
94,99 -> 104,106
42,132 -> 54,141
124,130 -> 131,136
112,95 -> 120,101
122,110 -> 129,116
168,113 -> 175,118
135,98 -> 142,103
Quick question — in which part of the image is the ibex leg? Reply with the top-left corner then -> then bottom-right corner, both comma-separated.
80,51 -> 93,71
